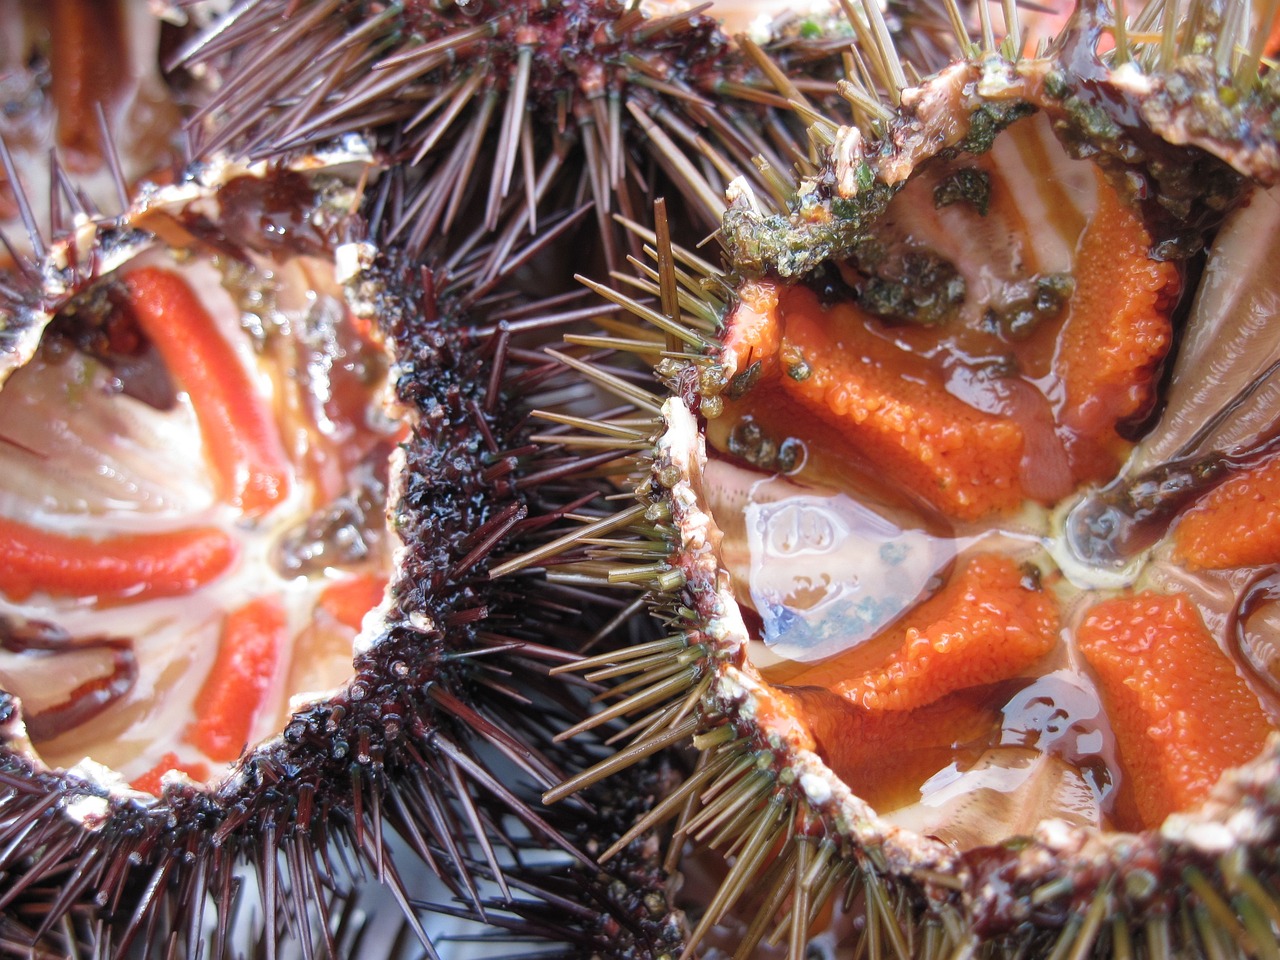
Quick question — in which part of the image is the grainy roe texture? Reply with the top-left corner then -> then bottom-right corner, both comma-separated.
1078,594 -> 1273,827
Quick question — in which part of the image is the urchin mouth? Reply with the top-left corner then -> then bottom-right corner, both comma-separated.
0,161 -> 401,794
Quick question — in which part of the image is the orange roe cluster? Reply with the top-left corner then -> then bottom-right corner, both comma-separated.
777,555 -> 1060,804
779,684 -> 1002,810
1174,455 -> 1280,570
782,294 -> 1027,520
720,183 -> 1176,521
1055,180 -> 1178,480
187,596 -> 287,763
319,573 -> 389,631
0,520 -> 236,603
723,283 -> 1026,520
123,268 -> 293,517
789,554 -> 1059,710
1078,593 -> 1272,829
130,753 -> 211,797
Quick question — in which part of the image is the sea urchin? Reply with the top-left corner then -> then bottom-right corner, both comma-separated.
528,0 -> 1280,955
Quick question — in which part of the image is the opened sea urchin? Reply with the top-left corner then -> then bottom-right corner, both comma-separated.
0,1 -> 834,955
534,0 -> 1280,955
0,136 -> 641,955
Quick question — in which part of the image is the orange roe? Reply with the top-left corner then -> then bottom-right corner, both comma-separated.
1173,455 -> 1280,570
1078,593 -> 1273,829
720,175 -> 1179,519
788,554 -> 1059,711
187,595 -> 286,762
781,684 -> 1002,810
1054,176 -> 1177,480
0,518 -> 237,603
780,303 -> 1025,519
721,282 -> 1026,521
722,280 -> 783,374
130,753 -> 210,797
781,288 -> 1025,520
319,573 -> 388,631
123,267 -> 293,517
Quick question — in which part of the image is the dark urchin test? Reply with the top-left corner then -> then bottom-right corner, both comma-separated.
0,115 -> 689,958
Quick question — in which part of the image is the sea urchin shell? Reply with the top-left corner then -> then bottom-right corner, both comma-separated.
531,0 -> 1280,955
0,137 -> 634,956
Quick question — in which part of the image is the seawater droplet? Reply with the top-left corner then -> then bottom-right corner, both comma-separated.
745,491 -> 956,662
997,670 -> 1116,806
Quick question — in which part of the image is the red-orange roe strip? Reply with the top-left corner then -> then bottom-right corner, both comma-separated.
776,287 -> 1026,520
130,752 -> 210,796
1173,455 -> 1280,570
1054,177 -> 1178,481
122,267 -> 292,517
186,596 -> 286,762
318,573 -> 387,631
789,554 -> 1059,711
1078,593 -> 1273,829
0,516 -> 237,602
